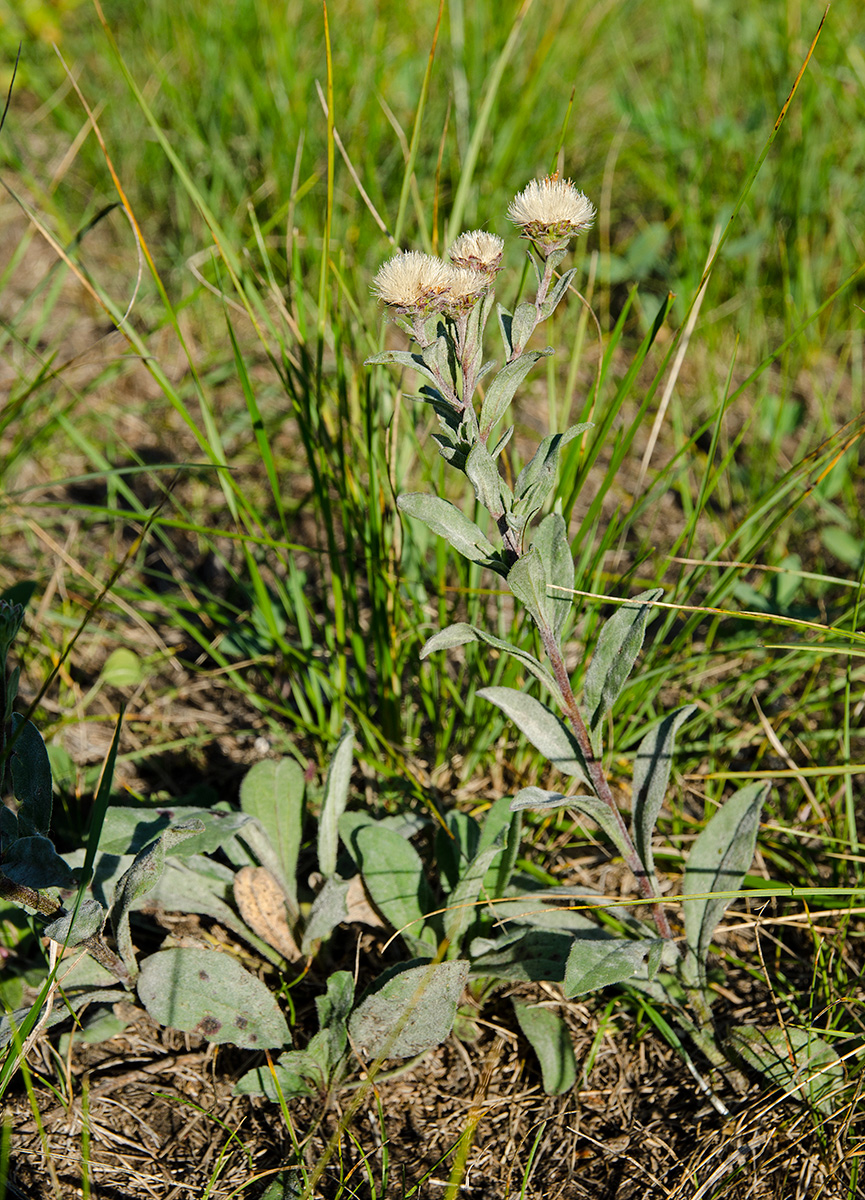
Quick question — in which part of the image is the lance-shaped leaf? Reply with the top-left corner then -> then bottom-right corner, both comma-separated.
532,512 -> 575,642
682,781 -> 768,971
563,933 -> 663,998
110,818 -> 205,977
466,440 -> 512,517
511,789 -> 636,859
582,589 -> 663,754
318,723 -> 354,880
513,1000 -> 576,1095
478,349 -> 553,438
421,622 -> 562,703
239,757 -> 305,912
444,831 -> 506,956
507,547 -> 550,632
630,706 -> 696,889
137,947 -> 289,1049
348,823 -> 438,957
315,969 -> 354,1070
10,714 -> 53,838
365,349 -> 441,389
478,793 -> 522,900
538,267 -> 578,321
478,687 -> 591,786
349,959 -> 468,1060
512,425 -> 592,529
508,301 -> 541,357
469,928 -> 574,983
397,493 -> 503,573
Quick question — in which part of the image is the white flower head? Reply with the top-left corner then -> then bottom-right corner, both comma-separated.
447,230 -> 505,278
371,251 -> 453,314
439,265 -> 492,317
507,175 -> 595,252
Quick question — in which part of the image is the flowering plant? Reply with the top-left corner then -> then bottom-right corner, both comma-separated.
365,177 -> 843,1110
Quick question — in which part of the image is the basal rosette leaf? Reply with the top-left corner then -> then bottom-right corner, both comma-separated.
349,959 -> 469,1060
563,934 -> 663,998
513,1000 -> 577,1095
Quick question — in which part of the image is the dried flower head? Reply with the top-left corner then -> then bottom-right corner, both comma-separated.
507,176 -> 595,252
371,251 -> 452,314
447,230 -> 505,279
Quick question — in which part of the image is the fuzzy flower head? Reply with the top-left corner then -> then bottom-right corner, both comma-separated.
447,230 -> 505,280
440,265 -> 492,317
372,251 -> 453,315
507,175 -> 595,253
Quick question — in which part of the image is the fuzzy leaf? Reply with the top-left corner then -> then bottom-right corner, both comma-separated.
234,1053 -> 316,1101
349,959 -> 468,1059
239,757 -> 305,911
727,1024 -> 845,1114
469,929 -> 573,983
365,349 -> 440,389
538,268 -> 578,321
349,824 -> 437,957
110,818 -> 205,976
138,947 -> 290,1049
682,782 -> 768,970
509,302 -> 540,356
563,934 -> 663,997
478,687 -> 590,785
512,425 -> 591,526
478,794 -> 522,900
532,512 -> 575,641
314,969 -> 354,1070
582,590 -> 662,753
510,789 -> 635,859
421,622 -> 562,702
2,834 -> 77,889
318,723 -> 354,879
630,706 -> 696,888
513,1000 -> 577,1095
444,831 -> 506,956
504,547 -> 549,633
10,714 -> 53,837
43,899 -> 105,946
397,493 -> 502,572
478,349 -> 553,437
465,440 -> 511,516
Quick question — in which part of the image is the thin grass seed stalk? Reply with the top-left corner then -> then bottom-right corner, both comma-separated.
367,176 -> 842,1110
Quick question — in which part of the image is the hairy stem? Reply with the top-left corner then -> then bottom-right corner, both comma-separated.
537,625 -> 674,941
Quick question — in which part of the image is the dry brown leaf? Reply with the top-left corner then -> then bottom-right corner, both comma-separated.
233,866 -> 301,962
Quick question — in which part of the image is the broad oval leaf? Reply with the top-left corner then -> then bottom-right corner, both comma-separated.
137,947 -> 290,1049
351,824 -> 437,956
240,757 -> 305,908
682,781 -> 769,968
10,714 -> 53,837
44,899 -> 105,946
727,1024 -> 845,1115
349,959 -> 468,1059
478,687 -> 590,785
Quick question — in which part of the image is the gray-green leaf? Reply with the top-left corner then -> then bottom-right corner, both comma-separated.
478,349 -> 553,437
478,687 -> 591,786
513,1000 -> 576,1095
510,789 -> 631,860
349,823 -> 437,957
349,959 -> 468,1059
630,706 -> 696,889
728,1024 -> 845,1114
563,934 -> 663,997
318,723 -> 354,879
582,590 -> 663,754
137,947 -> 290,1049
239,757 -> 305,911
421,622 -> 562,703
397,493 -> 502,572
682,782 -> 768,972
10,714 -> 53,837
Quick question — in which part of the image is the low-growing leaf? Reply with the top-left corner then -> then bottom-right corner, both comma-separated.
10,714 -> 53,837
100,647 -> 143,688
682,782 -> 768,971
563,934 -> 662,997
318,723 -> 354,880
233,866 -> 301,962
469,929 -> 573,983
630,706 -> 696,887
478,687 -> 590,785
477,794 -> 521,900
513,1000 -> 576,1095
239,757 -> 305,910
234,1052 -> 316,1101
349,959 -> 469,1059
43,899 -> 105,946
728,1024 -> 845,1114
582,590 -> 662,753
137,947 -> 290,1049
397,493 -> 502,572
350,824 -> 437,956
2,835 -> 77,889
444,831 -> 506,956
314,970 -> 354,1070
